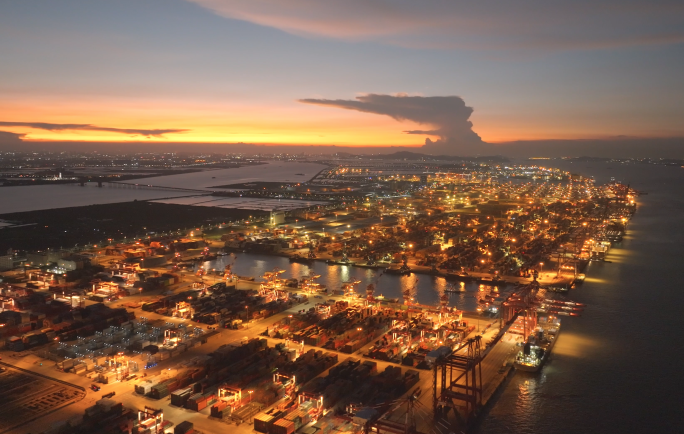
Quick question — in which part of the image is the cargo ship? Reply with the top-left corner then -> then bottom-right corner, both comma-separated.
386,263 -> 411,275
514,316 -> 561,372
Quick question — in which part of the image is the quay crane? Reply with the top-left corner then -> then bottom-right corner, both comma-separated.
366,270 -> 385,302
500,283 -> 586,335
437,284 -> 451,314
342,279 -> 362,298
259,267 -> 287,300
366,282 -> 376,301
351,387 -> 457,434
223,253 -> 237,280
300,273 -> 322,294
402,278 -> 418,307
262,267 -> 286,287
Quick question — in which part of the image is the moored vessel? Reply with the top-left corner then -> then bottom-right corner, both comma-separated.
514,315 -> 561,372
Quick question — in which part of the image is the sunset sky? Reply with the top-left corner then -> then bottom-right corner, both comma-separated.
1,0 -> 683,152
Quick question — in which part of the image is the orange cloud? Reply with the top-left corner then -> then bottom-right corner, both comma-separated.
188,0 -> 684,50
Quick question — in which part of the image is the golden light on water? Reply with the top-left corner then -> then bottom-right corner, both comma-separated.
553,333 -> 601,358
604,249 -> 634,265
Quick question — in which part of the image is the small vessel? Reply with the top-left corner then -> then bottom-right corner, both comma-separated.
445,272 -> 474,282
326,258 -> 354,266
514,316 -> 561,372
444,282 -> 465,293
353,261 -> 387,269
290,253 -> 314,264
386,264 -> 411,275
544,284 -> 570,294
477,275 -> 505,286
327,242 -> 352,266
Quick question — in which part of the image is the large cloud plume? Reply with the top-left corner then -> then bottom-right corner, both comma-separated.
0,122 -> 187,138
0,130 -> 26,146
188,0 -> 684,50
300,94 -> 488,155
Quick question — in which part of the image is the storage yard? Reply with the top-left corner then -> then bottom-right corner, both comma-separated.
0,363 -> 86,433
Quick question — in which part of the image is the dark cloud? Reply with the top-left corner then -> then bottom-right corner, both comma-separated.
403,130 -> 440,135
300,94 -> 489,155
0,130 -> 26,146
0,122 -> 187,137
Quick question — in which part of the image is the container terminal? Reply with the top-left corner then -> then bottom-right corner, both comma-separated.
0,164 -> 637,434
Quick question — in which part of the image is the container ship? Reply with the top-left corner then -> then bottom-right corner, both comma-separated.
514,316 -> 561,372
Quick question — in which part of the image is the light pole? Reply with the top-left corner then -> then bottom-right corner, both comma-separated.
539,262 -> 544,279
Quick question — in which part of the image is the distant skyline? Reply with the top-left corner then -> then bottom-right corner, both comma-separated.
1,0 -> 683,155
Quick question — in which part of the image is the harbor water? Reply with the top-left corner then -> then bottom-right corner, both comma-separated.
475,161 -> 684,433
199,253 -> 503,314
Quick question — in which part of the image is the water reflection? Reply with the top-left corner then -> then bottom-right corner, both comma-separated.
197,253 -> 502,312
551,333 -> 601,358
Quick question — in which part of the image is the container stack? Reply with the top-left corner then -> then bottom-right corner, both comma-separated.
171,387 -> 193,407
210,400 -> 231,419
271,418 -> 295,434
174,421 -> 195,434
186,394 -> 207,412
254,410 -> 286,433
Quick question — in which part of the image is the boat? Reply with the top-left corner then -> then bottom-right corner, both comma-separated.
289,254 -> 314,264
328,243 -> 353,266
477,275 -> 506,286
544,285 -> 570,294
386,264 -> 411,275
353,262 -> 388,269
543,299 -> 585,307
326,259 -> 354,266
514,316 -> 561,372
445,272 -> 475,282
